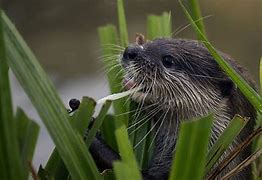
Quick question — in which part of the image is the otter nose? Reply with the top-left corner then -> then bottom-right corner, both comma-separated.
123,46 -> 141,61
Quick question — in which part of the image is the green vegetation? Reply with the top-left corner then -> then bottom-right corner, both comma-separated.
0,0 -> 261,180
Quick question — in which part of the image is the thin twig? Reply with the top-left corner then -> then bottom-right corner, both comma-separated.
221,148 -> 262,180
207,127 -> 262,180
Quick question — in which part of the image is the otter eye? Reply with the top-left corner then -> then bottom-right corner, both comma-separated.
162,55 -> 175,68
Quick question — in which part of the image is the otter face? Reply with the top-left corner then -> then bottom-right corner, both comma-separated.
121,38 -> 234,113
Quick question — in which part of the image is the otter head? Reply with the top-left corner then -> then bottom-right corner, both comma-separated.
121,38 -> 235,118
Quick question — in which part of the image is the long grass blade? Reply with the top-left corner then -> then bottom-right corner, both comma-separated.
85,100 -> 112,148
0,10 -> 25,180
187,0 -> 206,38
100,114 -> 118,151
44,148 -> 68,180
117,0 -> 128,47
147,12 -> 172,39
221,148 -> 262,180
207,127 -> 262,180
44,97 -> 96,179
74,97 -> 96,134
98,25 -> 128,126
169,114 -> 213,180
15,108 -> 40,178
205,115 -> 248,172
2,11 -> 101,180
179,0 -> 262,114
114,161 -> 141,180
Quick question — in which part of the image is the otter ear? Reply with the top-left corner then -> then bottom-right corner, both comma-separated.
135,33 -> 145,45
219,78 -> 236,97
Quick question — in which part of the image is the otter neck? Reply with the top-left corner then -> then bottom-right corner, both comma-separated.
149,93 -> 232,148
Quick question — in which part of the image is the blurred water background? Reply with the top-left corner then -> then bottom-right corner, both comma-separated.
3,0 -> 262,167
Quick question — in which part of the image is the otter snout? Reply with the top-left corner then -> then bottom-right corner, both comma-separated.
122,45 -> 143,63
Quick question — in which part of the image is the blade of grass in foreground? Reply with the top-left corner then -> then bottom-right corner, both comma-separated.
221,148 -> 262,180
0,10 -> 25,180
179,0 -> 262,114
15,108 -> 39,178
169,114 -> 213,180
74,97 -> 96,135
252,57 -> 262,179
85,100 -> 112,148
44,148 -> 68,180
113,126 -> 142,180
2,12 -> 101,180
44,97 -> 96,179
187,0 -> 206,39
205,115 -> 248,173
101,114 -> 118,151
208,127 -> 262,179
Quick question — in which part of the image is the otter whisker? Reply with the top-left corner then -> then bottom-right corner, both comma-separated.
172,14 -> 213,37
132,69 -> 156,118
158,108 -> 173,164
133,107 -> 167,149
116,103 -> 157,117
128,105 -> 162,135
148,105 -> 170,151
101,43 -> 125,50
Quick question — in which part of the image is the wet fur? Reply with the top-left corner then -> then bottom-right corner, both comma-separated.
90,38 -> 256,180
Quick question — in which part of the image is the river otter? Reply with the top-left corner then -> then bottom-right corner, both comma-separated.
89,38 -> 256,180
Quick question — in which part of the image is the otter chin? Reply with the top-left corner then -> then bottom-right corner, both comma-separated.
123,77 -> 154,103
120,38 -> 256,179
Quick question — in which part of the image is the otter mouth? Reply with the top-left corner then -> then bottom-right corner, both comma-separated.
123,77 -> 152,102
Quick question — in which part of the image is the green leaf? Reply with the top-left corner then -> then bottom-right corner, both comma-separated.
117,0 -> 129,47
44,148 -> 68,180
127,101 -> 154,169
114,161 -> 141,180
169,114 -> 213,180
179,0 -> 262,114
85,100 -> 112,148
98,25 -> 128,125
44,97 -> 96,179
187,0 -> 206,39
147,11 -> 172,39
113,122 -> 142,180
2,11 -> 101,180
132,119 -> 152,169
0,10 -> 25,180
100,114 -> 118,151
208,127 -> 262,179
15,108 -> 40,178
205,115 -> 248,172
74,97 -> 96,135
